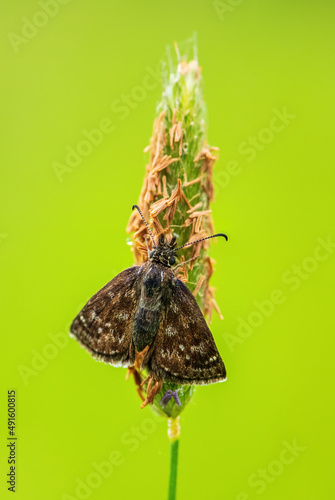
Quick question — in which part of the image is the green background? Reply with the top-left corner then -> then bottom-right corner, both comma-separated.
1,1 -> 334,499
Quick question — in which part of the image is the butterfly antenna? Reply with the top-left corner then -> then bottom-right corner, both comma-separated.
173,233 -> 228,252
132,205 -> 157,249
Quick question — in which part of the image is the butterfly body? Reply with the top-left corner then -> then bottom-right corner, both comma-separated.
132,260 -> 174,352
70,232 -> 226,390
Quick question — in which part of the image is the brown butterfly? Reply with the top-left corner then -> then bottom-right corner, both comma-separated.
70,205 -> 227,407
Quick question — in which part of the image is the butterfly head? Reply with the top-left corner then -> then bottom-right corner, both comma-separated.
132,205 -> 228,269
149,234 -> 177,267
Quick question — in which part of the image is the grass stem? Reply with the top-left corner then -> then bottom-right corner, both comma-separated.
168,438 -> 179,500
168,416 -> 180,499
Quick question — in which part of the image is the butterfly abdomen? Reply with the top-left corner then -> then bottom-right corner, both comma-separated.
132,263 -> 170,352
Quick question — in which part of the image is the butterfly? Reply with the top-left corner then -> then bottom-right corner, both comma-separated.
70,205 -> 228,407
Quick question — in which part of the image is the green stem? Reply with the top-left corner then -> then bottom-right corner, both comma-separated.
168,439 -> 179,500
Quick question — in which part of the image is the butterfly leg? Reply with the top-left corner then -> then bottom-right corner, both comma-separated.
151,379 -> 163,402
125,367 -> 145,402
126,345 -> 151,402
140,377 -> 163,409
140,374 -> 151,388
134,345 -> 150,370
172,255 -> 197,272
125,366 -> 142,386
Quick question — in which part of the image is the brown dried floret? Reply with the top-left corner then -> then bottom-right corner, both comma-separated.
126,59 -> 222,320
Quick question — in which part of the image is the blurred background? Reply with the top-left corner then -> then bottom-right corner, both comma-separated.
1,1 -> 335,498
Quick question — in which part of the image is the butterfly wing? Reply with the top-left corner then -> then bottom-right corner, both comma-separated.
146,276 -> 226,384
70,266 -> 143,367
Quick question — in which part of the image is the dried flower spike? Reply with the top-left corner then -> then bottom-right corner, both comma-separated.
126,44 -> 226,419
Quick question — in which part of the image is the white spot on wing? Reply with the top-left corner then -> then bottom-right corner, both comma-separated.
117,312 -> 129,321
190,342 -> 205,353
166,326 -> 177,336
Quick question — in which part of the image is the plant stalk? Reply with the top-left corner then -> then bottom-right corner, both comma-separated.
168,439 -> 179,500
127,39 -> 220,499
168,416 -> 180,500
